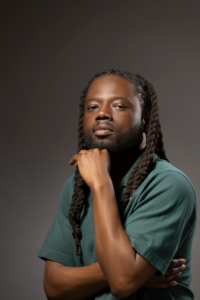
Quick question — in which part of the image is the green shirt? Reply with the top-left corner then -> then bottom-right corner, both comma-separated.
38,153 -> 197,300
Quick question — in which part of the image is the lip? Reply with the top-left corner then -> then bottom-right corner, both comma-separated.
93,124 -> 114,136
94,129 -> 113,136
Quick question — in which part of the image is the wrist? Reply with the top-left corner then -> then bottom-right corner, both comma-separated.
90,177 -> 113,194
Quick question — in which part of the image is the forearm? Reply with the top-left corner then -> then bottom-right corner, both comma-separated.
91,182 -> 137,296
92,180 -> 158,297
44,261 -> 108,300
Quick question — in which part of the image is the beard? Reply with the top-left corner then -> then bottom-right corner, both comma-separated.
84,122 -> 144,157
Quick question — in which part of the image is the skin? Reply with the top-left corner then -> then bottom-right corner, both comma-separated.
44,259 -> 185,300
83,76 -> 147,184
44,76 -> 186,300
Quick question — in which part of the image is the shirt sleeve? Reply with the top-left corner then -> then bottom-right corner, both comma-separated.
123,170 -> 197,276
38,175 -> 75,267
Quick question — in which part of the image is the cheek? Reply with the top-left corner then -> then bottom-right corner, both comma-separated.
83,114 -> 92,137
116,113 -> 141,133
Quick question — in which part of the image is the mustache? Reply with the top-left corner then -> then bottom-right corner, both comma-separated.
92,121 -> 116,133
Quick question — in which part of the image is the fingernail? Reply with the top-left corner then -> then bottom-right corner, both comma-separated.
173,282 -> 177,286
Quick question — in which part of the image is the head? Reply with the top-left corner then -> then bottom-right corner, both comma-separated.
83,75 -> 148,157
69,68 -> 169,256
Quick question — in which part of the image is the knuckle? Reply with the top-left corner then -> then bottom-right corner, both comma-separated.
182,264 -> 186,270
79,150 -> 87,154
172,259 -> 178,266
172,261 -> 176,267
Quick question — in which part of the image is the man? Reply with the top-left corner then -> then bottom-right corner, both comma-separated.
38,68 -> 197,299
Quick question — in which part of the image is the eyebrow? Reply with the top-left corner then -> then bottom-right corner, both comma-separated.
85,96 -> 130,103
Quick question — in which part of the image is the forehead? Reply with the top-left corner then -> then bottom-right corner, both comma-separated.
85,75 -> 136,101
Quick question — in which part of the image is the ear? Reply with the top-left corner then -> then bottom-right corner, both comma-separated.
142,111 -> 151,134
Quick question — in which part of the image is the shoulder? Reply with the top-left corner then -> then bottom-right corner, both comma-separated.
150,154 -> 195,191
131,157 -> 197,232
143,155 -> 197,211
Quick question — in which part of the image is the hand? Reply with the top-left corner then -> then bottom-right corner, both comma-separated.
69,148 -> 111,189
142,258 -> 186,289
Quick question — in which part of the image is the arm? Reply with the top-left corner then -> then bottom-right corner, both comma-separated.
143,258 -> 186,289
44,258 -> 185,300
69,149 -> 188,298
92,183 -> 187,296
91,181 -> 157,298
69,149 -> 190,299
69,149 -> 157,298
44,258 -> 186,300
44,260 -> 108,300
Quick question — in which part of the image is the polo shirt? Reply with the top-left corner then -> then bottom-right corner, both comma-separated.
38,152 -> 197,300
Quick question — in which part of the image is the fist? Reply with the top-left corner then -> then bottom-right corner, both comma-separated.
69,148 -> 111,189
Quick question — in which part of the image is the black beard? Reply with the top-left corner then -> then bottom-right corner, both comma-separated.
84,122 -> 144,157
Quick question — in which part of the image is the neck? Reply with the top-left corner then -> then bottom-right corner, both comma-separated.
110,134 -> 146,185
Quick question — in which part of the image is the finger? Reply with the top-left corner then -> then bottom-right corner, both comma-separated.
153,272 -> 182,284
79,149 -> 96,153
145,280 -> 177,289
69,155 -> 79,165
165,264 -> 186,276
164,272 -> 182,282
79,150 -> 89,154
168,259 -> 186,269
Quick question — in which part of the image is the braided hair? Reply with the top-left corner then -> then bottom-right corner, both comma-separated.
68,68 -> 169,256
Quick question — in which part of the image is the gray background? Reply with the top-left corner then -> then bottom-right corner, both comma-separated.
1,1 -> 199,299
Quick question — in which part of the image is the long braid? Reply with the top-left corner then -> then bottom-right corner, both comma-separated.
155,121 -> 169,161
68,88 -> 87,255
68,73 -> 109,255
69,68 -> 169,255
120,74 -> 168,213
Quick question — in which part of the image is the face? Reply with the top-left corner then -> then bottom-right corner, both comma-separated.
83,75 -> 146,157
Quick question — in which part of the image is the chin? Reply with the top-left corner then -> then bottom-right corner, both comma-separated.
86,140 -> 113,150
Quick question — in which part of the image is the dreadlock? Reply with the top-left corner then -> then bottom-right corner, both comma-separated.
68,68 -> 169,256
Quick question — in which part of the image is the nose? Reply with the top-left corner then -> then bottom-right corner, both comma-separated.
95,104 -> 113,121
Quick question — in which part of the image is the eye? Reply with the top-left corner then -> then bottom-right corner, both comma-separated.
113,105 -> 127,109
88,105 -> 98,110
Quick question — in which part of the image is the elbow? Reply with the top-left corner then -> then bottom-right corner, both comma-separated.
44,275 -> 56,300
111,286 -> 138,298
44,278 -> 63,300
44,261 -> 67,300
111,287 -> 137,299
44,270 -> 63,300
110,278 -> 138,298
